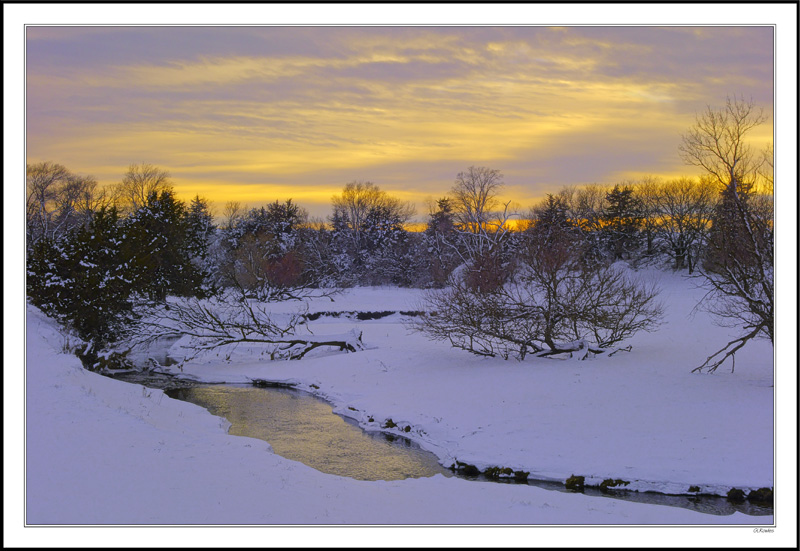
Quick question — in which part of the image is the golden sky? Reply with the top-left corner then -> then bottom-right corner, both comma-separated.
25,25 -> 774,220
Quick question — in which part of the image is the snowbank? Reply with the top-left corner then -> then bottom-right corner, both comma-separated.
15,269 -> 792,547
164,273 -> 775,495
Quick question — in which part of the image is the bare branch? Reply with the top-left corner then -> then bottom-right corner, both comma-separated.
691,324 -> 765,373
127,298 -> 365,366
679,96 -> 773,373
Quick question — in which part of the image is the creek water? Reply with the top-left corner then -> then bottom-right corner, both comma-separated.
110,371 -> 772,519
165,384 -> 451,481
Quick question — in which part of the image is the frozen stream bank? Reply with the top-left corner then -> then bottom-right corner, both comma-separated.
150,379 -> 770,517
155,278 -> 774,501
22,269 -> 783,536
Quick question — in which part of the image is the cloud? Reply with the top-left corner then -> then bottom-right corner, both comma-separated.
25,26 -> 774,219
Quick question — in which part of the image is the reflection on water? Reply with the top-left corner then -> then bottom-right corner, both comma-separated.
166,385 -> 451,481
159,383 -> 771,518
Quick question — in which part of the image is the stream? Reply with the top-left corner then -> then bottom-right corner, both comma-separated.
108,371 -> 773,519
166,384 -> 451,481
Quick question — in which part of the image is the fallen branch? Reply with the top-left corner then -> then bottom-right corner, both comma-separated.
127,298 -> 366,366
265,329 -> 365,360
692,324 -> 766,373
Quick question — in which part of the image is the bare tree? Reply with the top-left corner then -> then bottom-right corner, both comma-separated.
415,261 -> 662,361
113,163 -> 173,212
414,278 -> 533,360
328,181 -> 416,285
556,183 -> 609,263
330,181 -> 415,252
222,201 -> 243,231
679,96 -> 767,188
560,183 -> 609,234
414,193 -> 663,361
26,162 -> 106,244
520,195 -> 662,356
26,162 -> 71,243
451,166 -> 505,232
692,181 -> 773,373
751,143 -> 774,226
67,173 -> 107,214
655,176 -> 717,273
448,166 -> 518,291
759,143 -> 773,192
680,96 -> 773,373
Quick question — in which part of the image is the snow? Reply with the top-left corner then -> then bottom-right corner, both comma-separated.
11,270 -> 798,547
150,272 -> 776,495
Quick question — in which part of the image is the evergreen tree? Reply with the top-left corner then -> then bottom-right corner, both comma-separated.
328,181 -> 416,286
523,194 -> 584,265
121,190 -> 206,301
27,207 -> 135,346
27,237 -> 71,320
602,184 -> 643,261
702,179 -> 773,343
185,194 -> 215,263
218,199 -> 312,298
328,208 -> 357,285
263,199 -> 306,260
529,195 -> 576,242
422,198 -> 461,286
360,204 -> 413,285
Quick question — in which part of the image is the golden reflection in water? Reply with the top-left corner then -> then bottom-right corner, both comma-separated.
170,385 -> 450,481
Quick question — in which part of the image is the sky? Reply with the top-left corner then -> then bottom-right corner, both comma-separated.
24,23 -> 775,220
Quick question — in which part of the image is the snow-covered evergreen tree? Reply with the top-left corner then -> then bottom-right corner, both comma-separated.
185,194 -> 215,263
27,206 -> 136,347
422,198 -> 461,287
217,199 -> 317,299
359,204 -> 415,286
328,181 -> 416,286
121,190 -> 206,302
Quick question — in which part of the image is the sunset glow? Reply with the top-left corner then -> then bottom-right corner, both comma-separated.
10,5 -> 799,541
25,24 -> 774,219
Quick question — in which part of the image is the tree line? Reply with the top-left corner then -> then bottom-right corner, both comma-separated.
26,96 -> 774,372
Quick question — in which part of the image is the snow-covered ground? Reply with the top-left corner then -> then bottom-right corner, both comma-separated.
155,274 -> 777,496
11,270 -> 798,547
